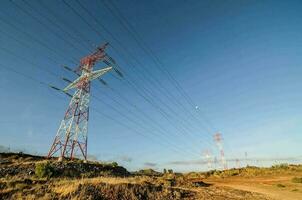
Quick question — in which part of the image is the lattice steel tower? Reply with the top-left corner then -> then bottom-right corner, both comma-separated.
48,43 -> 112,161
214,133 -> 228,170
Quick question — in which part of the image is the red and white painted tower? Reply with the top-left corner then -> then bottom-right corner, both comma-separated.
213,133 -> 227,170
47,43 -> 112,161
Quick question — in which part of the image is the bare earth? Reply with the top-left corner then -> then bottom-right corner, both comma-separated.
205,176 -> 302,200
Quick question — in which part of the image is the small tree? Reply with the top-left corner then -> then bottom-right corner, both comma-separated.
163,168 -> 167,174
35,162 -> 54,178
111,162 -> 118,167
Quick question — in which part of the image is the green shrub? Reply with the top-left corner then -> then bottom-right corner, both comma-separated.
62,168 -> 80,177
292,177 -> 302,183
213,170 -> 222,177
104,162 -> 118,167
35,162 -> 54,178
137,168 -> 160,176
272,163 -> 289,169
111,162 -> 118,167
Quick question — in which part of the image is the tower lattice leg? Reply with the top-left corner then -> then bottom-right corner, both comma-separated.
48,84 -> 90,160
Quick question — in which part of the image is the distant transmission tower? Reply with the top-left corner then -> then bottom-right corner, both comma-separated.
235,158 -> 241,168
213,133 -> 227,170
47,43 -> 112,161
245,151 -> 248,166
203,149 -> 213,170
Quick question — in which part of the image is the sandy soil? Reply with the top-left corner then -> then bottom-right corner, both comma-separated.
205,176 -> 302,200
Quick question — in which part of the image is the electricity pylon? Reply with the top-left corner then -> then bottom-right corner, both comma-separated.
214,133 -> 227,170
203,149 -> 213,170
47,43 -> 112,161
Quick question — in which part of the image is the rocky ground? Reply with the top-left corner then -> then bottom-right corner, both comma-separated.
0,153 -> 129,179
1,152 -> 296,199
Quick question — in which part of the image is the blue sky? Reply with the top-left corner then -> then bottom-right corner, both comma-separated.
1,0 -> 302,172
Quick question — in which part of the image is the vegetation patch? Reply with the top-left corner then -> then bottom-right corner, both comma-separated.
276,184 -> 286,188
35,161 -> 54,178
134,168 -> 161,176
291,177 -> 302,183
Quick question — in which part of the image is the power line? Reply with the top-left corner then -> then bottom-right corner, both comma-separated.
0,8 -> 199,157
63,64 -> 202,155
60,0 -> 213,152
92,94 -> 200,156
0,27 -> 72,76
37,0 -> 96,49
0,46 -> 58,79
104,0 -> 200,111
23,0 -> 92,51
75,0 -> 216,149
2,1 -> 215,156
61,65 -> 202,155
1,64 -> 47,87
0,16 -> 200,156
0,13 -> 77,65
101,0 -> 219,137
71,0 -> 215,149
9,0 -> 85,57
100,0 -> 235,155
1,63 -> 198,157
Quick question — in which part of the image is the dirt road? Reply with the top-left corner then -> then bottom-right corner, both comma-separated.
205,176 -> 302,200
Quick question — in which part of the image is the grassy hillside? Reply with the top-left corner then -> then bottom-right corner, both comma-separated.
2,152 -> 301,199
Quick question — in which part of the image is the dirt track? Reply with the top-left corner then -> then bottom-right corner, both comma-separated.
205,176 -> 302,200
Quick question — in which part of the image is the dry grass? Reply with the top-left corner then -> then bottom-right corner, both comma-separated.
52,176 -> 153,196
52,182 -> 79,196
292,177 -> 302,183
0,188 -> 15,195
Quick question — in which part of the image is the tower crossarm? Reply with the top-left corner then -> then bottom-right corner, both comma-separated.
63,66 -> 112,91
